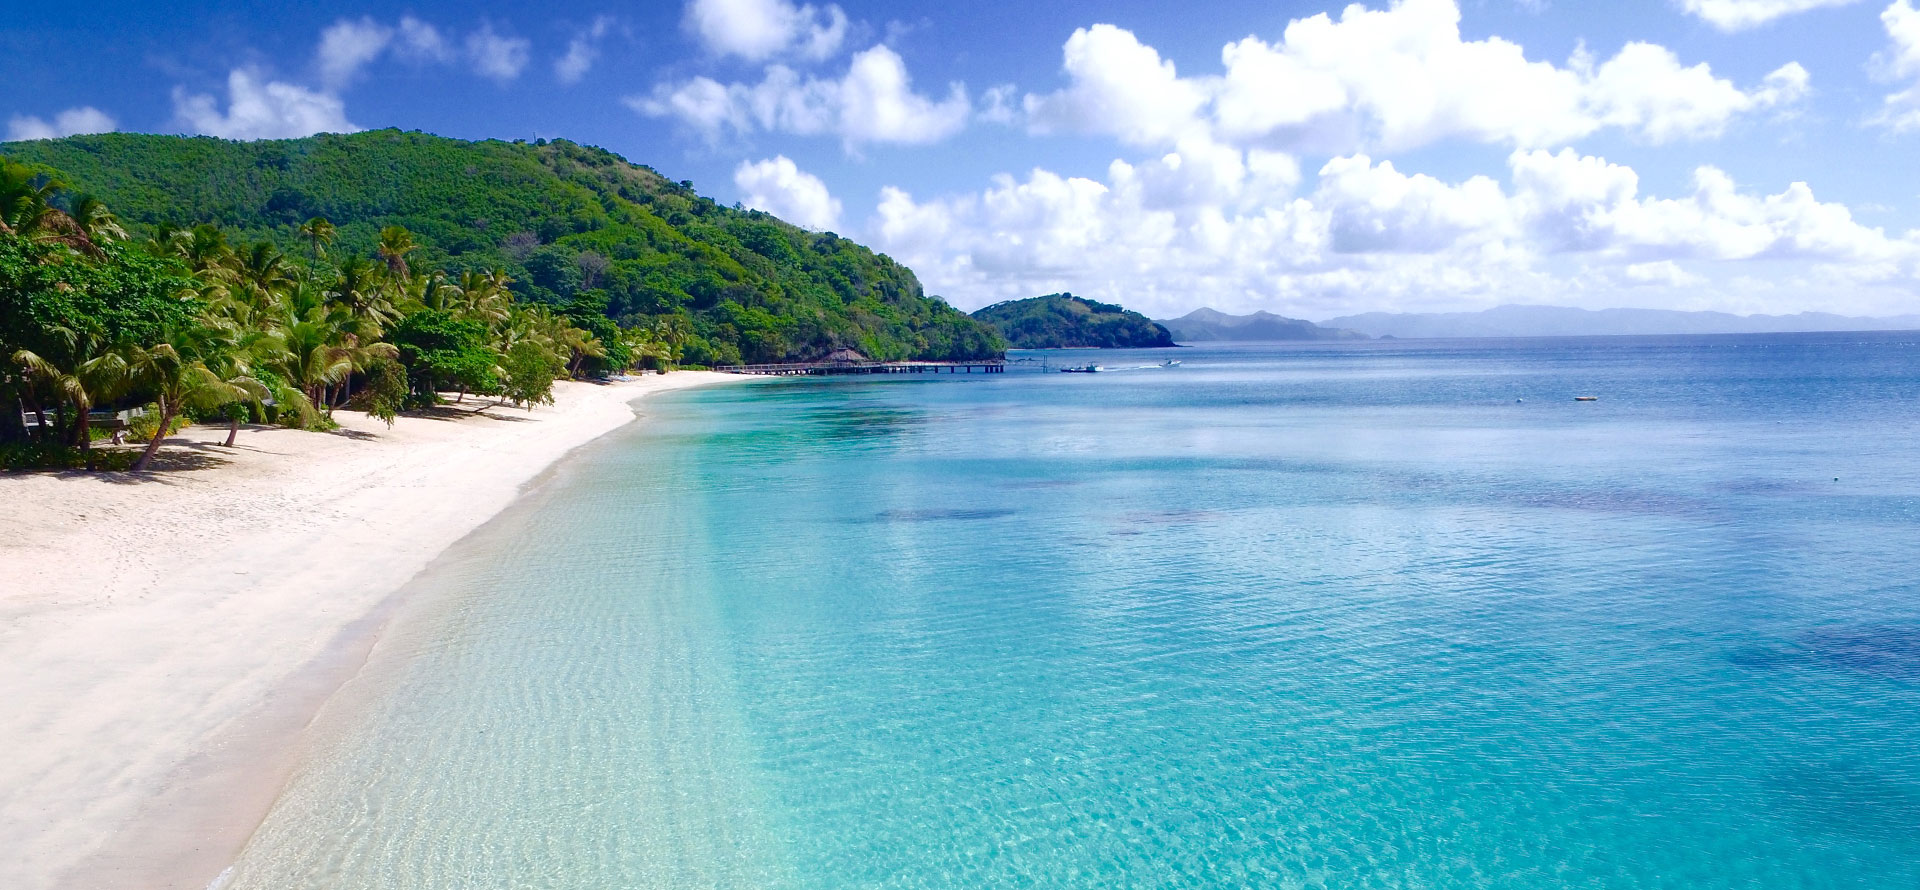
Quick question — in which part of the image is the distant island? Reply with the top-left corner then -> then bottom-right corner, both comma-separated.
972,294 -> 1175,348
1157,308 -> 1368,342
1323,304 -> 1920,339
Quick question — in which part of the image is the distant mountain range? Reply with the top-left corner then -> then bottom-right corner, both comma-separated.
1156,308 -> 1368,342
1323,305 -> 1920,339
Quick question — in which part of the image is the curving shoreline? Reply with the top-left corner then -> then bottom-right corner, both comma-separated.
0,372 -> 744,890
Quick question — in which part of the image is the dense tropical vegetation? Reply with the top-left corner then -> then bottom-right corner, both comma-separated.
1,158 -> 674,471
3,129 -> 1005,471
972,294 -> 1175,349
2,130 -> 1001,367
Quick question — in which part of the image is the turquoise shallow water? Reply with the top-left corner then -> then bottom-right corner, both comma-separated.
226,335 -> 1920,889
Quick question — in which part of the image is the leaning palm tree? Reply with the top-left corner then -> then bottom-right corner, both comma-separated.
375,225 -> 416,280
298,216 -> 336,261
120,335 -> 267,472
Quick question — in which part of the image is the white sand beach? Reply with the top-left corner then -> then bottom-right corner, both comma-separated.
0,372 -> 739,890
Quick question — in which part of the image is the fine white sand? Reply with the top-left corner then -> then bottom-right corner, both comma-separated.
0,372 -> 740,890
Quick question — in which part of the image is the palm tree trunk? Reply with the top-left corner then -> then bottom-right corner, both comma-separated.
134,398 -> 172,473
225,413 -> 240,447
71,403 -> 94,470
456,385 -> 466,404
68,405 -> 89,449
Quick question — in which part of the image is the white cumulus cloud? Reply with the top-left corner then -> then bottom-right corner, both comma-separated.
316,17 -> 394,88
632,45 -> 970,149
314,15 -> 527,86
556,17 -> 616,84
173,69 -> 357,140
684,0 -> 848,62
397,17 -> 454,62
1026,0 -> 1808,153
1678,0 -> 1863,31
6,106 -> 116,142
1874,0 -> 1920,130
467,22 -> 531,82
1023,25 -> 1210,146
733,155 -> 842,229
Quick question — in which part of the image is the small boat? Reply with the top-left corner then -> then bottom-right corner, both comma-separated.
1162,359 -> 1182,367
1060,364 -> 1102,373
1574,396 -> 1599,402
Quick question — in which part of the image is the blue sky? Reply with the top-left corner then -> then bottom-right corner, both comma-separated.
7,0 -> 1920,320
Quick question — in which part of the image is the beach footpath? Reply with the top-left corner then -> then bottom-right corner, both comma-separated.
0,372 -> 738,890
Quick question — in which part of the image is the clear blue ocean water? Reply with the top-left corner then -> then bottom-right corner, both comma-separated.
225,334 -> 1920,889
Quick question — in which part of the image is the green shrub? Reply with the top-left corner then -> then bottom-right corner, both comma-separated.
125,406 -> 188,444
1,442 -> 139,471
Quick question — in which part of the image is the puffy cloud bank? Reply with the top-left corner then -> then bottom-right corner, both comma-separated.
1678,0 -> 1864,31
6,106 -> 116,142
173,70 -> 357,140
633,45 -> 970,149
843,0 -> 1900,317
871,144 -> 1920,318
1023,0 -> 1808,155
684,0 -> 847,62
734,155 -> 843,230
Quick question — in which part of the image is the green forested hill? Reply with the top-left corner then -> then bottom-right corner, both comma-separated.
0,130 -> 1000,364
972,294 -> 1175,349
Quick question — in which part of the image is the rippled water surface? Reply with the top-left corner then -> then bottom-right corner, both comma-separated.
226,335 -> 1920,889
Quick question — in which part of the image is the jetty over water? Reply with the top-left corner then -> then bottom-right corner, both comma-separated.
716,360 -> 1006,376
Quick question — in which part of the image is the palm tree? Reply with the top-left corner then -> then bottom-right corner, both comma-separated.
0,160 -> 61,235
405,268 -> 463,315
299,216 -> 336,261
276,310 -> 354,416
149,223 -> 237,281
376,225 -> 416,280
192,318 -> 276,447
119,333 -> 267,472
1,163 -> 107,257
456,269 -> 513,330
12,324 -> 128,468
269,287 -> 394,416
327,256 -> 393,330
67,194 -> 128,243
229,241 -> 296,315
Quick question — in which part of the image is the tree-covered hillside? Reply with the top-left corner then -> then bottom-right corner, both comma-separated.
972,294 -> 1175,349
0,130 -> 1000,364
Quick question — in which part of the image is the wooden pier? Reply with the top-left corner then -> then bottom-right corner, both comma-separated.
716,360 -> 1006,377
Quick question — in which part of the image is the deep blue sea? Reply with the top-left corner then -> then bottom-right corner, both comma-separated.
225,334 -> 1920,889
